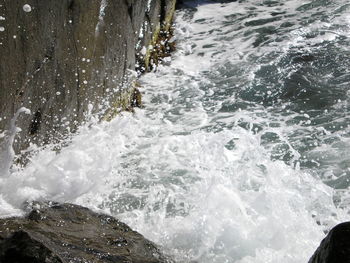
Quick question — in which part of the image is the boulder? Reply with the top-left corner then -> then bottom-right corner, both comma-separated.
309,222 -> 350,263
0,202 -> 172,263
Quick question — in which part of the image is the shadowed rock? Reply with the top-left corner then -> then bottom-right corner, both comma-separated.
0,202 -> 172,263
309,222 -> 350,263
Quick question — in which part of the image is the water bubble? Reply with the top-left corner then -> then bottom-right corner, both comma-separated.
23,4 -> 32,12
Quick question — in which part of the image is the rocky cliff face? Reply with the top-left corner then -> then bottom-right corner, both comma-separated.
0,202 -> 172,263
0,0 -> 176,158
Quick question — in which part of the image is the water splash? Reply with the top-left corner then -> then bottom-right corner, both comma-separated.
1,0 -> 350,262
0,107 -> 31,177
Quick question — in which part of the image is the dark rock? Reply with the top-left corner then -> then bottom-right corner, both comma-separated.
0,231 -> 62,263
0,202 -> 172,263
309,222 -> 350,263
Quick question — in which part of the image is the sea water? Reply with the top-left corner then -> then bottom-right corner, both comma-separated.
1,0 -> 350,262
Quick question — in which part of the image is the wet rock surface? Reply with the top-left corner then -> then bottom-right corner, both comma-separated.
0,0 -> 176,155
0,202 -> 172,263
309,222 -> 350,263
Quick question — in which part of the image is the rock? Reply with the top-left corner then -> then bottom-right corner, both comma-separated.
309,222 -> 350,263
130,88 -> 143,109
0,0 -> 176,156
0,202 -> 172,263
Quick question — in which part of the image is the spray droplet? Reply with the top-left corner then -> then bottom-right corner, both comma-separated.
23,4 -> 32,13
0,27 -> 4,32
